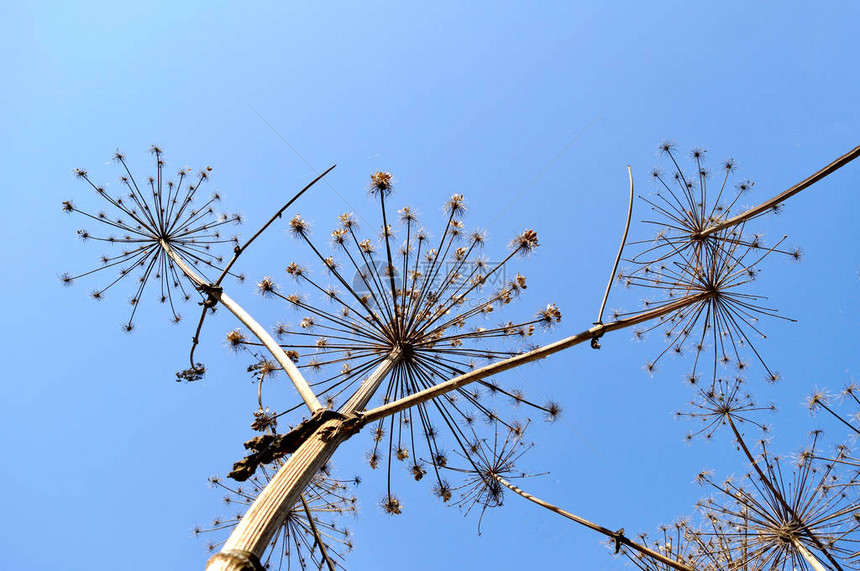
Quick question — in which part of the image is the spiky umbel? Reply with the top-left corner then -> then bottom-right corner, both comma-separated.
230,180 -> 563,509
62,147 -> 243,330
620,145 -> 799,386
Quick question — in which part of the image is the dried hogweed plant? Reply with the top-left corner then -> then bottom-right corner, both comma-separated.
61,147 -> 243,331
696,433 -> 860,571
61,144 -> 860,571
209,147 -> 856,571
669,376 -> 860,571
63,147 -> 333,407
228,173 -> 563,512
677,376 -> 776,444
619,144 -> 801,386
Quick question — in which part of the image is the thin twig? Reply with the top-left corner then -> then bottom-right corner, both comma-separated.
188,304 -> 209,369
215,165 -> 336,286
494,475 -> 694,571
300,494 -> 336,571
596,165 -> 634,326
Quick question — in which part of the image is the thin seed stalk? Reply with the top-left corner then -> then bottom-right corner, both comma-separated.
206,350 -> 402,571
300,494 -> 336,571
494,476 -> 694,571
159,239 -> 323,412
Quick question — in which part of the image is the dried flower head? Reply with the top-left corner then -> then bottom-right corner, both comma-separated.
677,377 -> 775,442
369,171 -> 394,196
621,145 -> 798,385
697,433 -> 860,570
243,173 -> 560,511
444,423 -> 533,533
62,148 -> 242,329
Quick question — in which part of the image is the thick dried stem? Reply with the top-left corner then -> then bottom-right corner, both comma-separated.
793,539 -> 829,571
206,350 -> 402,571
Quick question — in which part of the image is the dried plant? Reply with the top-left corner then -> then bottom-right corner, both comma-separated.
443,421 -> 533,529
696,433 -> 860,570
63,148 -> 332,408
672,378 -> 860,570
61,147 -> 243,331
620,145 -> 799,386
60,144 -> 860,571
677,377 -> 776,443
229,177 -> 562,508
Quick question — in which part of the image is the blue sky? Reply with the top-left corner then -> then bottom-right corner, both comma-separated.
1,2 -> 858,569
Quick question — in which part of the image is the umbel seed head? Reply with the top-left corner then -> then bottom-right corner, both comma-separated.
369,171 -> 394,195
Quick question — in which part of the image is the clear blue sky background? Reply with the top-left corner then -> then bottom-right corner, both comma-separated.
2,2 -> 858,569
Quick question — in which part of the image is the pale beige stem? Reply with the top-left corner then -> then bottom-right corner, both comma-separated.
361,293 -> 708,425
596,165 -> 634,325
495,476 -> 694,571
698,144 -> 860,239
793,539 -> 829,571
159,239 -> 323,412
206,350 -> 402,571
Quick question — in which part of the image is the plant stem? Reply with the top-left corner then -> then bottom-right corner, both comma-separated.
361,293 -> 708,425
159,239 -> 323,412
697,144 -> 860,239
215,166 -> 336,286
300,494 -> 336,571
494,475 -> 694,571
596,165 -> 634,326
206,350 -> 402,571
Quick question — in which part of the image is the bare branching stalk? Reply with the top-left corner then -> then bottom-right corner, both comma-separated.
361,293 -> 707,425
494,475 -> 694,571
63,146 -> 860,570
159,239 -> 324,412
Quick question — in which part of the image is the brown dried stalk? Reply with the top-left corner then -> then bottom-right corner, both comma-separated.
493,475 -> 694,571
